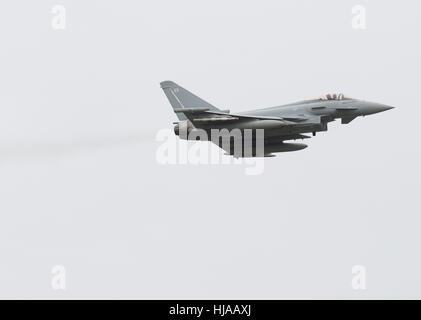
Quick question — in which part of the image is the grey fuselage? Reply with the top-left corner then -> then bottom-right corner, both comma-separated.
195,98 -> 393,139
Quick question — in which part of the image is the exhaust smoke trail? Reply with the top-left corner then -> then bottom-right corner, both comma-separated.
0,130 -> 156,163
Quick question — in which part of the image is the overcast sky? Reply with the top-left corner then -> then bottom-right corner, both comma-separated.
0,0 -> 420,299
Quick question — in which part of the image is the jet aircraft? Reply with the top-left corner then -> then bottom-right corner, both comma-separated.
161,81 -> 393,157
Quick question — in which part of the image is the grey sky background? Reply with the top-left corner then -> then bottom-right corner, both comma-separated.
0,0 -> 420,298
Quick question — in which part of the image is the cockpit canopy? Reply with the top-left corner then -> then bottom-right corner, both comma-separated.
317,93 -> 351,101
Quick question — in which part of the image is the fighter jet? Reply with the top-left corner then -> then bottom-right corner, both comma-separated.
160,81 -> 394,157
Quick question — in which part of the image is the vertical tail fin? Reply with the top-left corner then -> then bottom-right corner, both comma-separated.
160,81 -> 220,121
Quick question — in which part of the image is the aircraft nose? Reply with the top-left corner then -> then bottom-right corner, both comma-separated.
376,104 -> 394,112
360,102 -> 394,115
